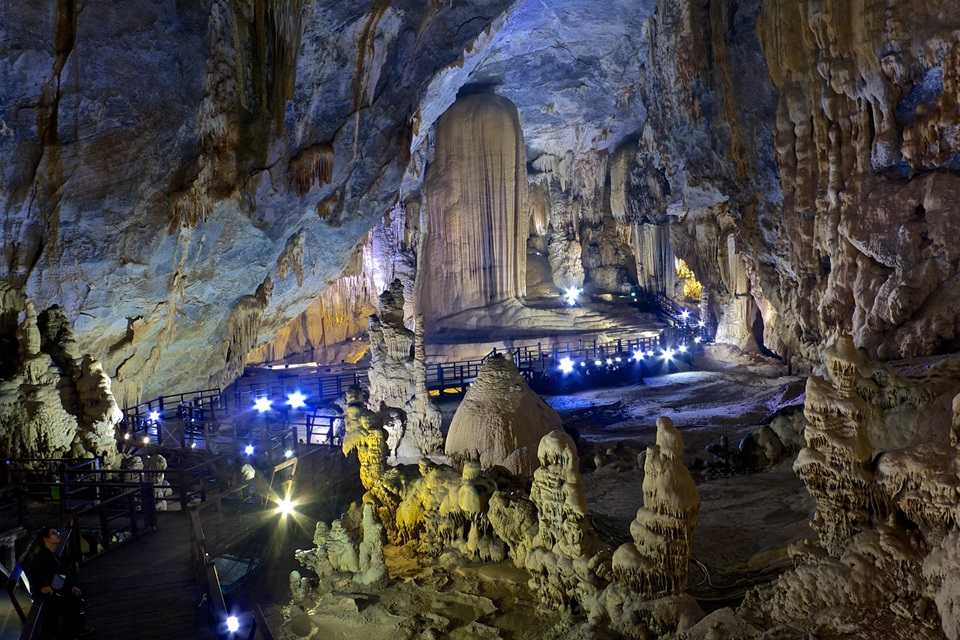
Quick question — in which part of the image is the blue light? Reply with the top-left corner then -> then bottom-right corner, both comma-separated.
244,444 -> 254,456
558,357 -> 575,375
253,397 -> 272,413
563,287 -> 581,306
286,390 -> 307,410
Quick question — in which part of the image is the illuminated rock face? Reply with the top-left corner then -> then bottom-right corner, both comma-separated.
612,417 -> 699,598
420,94 -> 529,324
444,354 -> 561,478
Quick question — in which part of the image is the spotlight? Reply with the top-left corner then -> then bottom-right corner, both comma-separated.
697,320 -> 706,328
594,360 -> 603,366
632,350 -> 644,362
244,444 -> 254,456
123,432 -> 131,441
142,436 -> 150,446
646,350 -> 655,358
253,397 -> 272,413
284,449 -> 294,459
660,348 -> 675,361
562,287 -> 581,306
285,390 -> 307,410
191,442 -> 197,449
579,361 -> 586,367
678,344 -> 688,353
680,310 -> 690,320
226,615 -> 240,634
148,410 -> 160,422
276,496 -> 295,517
558,357 -> 575,375
605,358 -> 613,365
694,336 -> 702,344
615,357 -> 622,362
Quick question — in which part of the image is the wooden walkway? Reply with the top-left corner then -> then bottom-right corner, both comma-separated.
79,512 -> 216,640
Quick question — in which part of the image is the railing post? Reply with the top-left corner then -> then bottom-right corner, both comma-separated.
179,466 -> 189,511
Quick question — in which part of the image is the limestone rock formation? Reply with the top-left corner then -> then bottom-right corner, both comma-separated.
366,279 -> 442,462
445,354 -> 562,477
0,286 -> 121,465
294,503 -> 387,590
420,93 -> 528,325
613,417 -> 699,598
525,430 -> 608,616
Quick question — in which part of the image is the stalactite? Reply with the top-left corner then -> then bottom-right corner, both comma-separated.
219,276 -> 272,386
288,143 -> 334,196
275,229 -> 306,286
633,223 -> 676,296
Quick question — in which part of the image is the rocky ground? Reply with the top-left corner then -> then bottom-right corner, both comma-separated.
268,353 -> 816,638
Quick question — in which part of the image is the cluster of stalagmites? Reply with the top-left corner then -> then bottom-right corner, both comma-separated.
366,278 -> 442,463
0,284 -> 122,467
736,336 -> 960,638
289,389 -> 706,638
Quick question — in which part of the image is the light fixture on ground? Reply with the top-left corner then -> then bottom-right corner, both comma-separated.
697,319 -> 705,328
148,410 -> 160,422
123,432 -> 130,441
558,357 -> 575,375
285,390 -> 307,410
661,348 -> 675,361
244,444 -> 255,456
284,449 -> 294,459
142,436 -> 150,445
680,310 -> 690,321
253,396 -> 272,413
563,287 -> 581,306
632,350 -> 644,362
226,615 -> 240,634
694,336 -> 702,344
276,496 -> 295,517
678,344 -> 688,353
190,442 -> 197,449
605,358 -> 613,365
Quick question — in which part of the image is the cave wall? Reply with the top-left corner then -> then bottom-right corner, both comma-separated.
0,0 -> 513,405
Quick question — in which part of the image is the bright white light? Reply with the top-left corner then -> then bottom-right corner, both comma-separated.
694,336 -> 702,344
253,397 -> 273,413
563,287 -> 581,306
123,433 -> 131,441
148,410 -> 160,422
605,358 -> 613,365
615,357 -> 622,362
646,350 -> 655,357
680,310 -> 690,320
661,348 -> 675,361
142,436 -> 150,445
697,320 -> 706,328
284,449 -> 294,459
285,390 -> 307,410
594,360 -> 603,366
678,344 -> 688,353
244,444 -> 254,456
558,357 -> 575,375
226,615 -> 240,633
579,361 -> 586,367
191,442 -> 197,449
632,350 -> 644,362
276,497 -> 295,517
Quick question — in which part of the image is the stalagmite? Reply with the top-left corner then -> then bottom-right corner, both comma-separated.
445,354 -> 562,477
525,430 -> 608,615
612,416 -> 699,597
420,93 -> 528,323
366,279 -> 442,462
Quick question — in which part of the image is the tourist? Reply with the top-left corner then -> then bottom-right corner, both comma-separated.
28,528 -> 93,639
